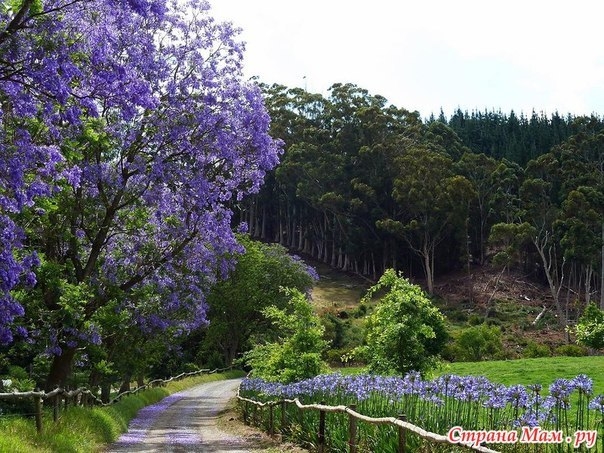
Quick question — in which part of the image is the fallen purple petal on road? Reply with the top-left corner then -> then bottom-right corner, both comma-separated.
114,393 -> 184,445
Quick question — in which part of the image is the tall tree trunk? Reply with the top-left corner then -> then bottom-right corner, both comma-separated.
422,242 -> 435,295
45,346 -> 77,391
260,205 -> 267,239
533,235 -> 566,326
584,264 -> 593,306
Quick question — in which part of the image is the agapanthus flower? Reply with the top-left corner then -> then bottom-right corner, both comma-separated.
589,395 -> 604,414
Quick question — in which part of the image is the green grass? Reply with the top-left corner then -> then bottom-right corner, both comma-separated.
333,356 -> 604,395
310,261 -> 369,313
334,356 -> 604,395
0,370 -> 245,453
438,356 -> 604,394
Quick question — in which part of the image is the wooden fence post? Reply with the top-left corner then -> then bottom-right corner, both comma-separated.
280,400 -> 286,432
34,395 -> 43,433
298,402 -> 303,429
348,404 -> 357,453
252,403 -> 257,426
398,414 -> 407,453
318,401 -> 326,453
53,395 -> 59,422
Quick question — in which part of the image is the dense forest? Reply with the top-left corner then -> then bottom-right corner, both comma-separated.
236,82 -> 604,323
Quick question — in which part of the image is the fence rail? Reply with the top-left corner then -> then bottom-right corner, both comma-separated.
0,366 -> 233,432
237,390 -> 500,453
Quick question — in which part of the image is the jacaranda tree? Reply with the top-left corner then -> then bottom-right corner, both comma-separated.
1,0 -> 281,389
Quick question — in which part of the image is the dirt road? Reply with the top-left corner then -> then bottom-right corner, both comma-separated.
106,378 -> 254,453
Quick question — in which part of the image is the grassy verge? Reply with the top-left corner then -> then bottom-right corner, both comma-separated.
0,370 -> 245,453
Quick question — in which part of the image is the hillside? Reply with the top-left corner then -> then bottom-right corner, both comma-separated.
309,260 -> 572,361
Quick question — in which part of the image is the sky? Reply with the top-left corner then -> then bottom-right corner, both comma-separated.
209,0 -> 604,120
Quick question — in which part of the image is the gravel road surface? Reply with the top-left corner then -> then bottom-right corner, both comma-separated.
106,378 -> 254,453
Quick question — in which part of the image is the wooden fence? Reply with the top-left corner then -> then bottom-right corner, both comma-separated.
237,390 -> 501,453
0,366 -> 232,433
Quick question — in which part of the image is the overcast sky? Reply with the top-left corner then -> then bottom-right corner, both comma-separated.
209,1 -> 604,119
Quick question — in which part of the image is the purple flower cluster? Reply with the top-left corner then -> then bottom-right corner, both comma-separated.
1,0 -> 282,351
241,372 -> 603,433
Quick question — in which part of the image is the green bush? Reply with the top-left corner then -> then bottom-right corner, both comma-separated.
467,314 -> 483,326
244,288 -> 328,383
453,324 -> 503,362
353,303 -> 368,318
522,341 -> 551,358
356,269 -> 448,376
554,344 -> 588,357
575,302 -> 604,350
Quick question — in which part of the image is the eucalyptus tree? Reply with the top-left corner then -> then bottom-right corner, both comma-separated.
378,146 -> 475,294
551,117 -> 604,308
455,152 -> 499,264
1,0 -> 281,388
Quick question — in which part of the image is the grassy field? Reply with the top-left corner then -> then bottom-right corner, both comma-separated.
336,356 -> 604,395
439,356 -> 604,394
0,370 -> 245,453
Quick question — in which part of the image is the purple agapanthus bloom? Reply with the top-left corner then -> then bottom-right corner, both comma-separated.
589,395 -> 604,414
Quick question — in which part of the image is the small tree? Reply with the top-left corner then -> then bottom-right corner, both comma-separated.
357,269 -> 448,375
202,236 -> 318,366
575,302 -> 604,351
244,288 -> 328,383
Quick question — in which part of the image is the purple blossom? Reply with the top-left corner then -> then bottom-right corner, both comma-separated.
507,384 -> 530,409
549,378 -> 575,402
0,0 -> 282,355
572,374 -> 593,395
588,395 -> 604,414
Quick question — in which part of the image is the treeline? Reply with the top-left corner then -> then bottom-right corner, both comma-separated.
442,108 -> 576,164
237,82 -> 604,320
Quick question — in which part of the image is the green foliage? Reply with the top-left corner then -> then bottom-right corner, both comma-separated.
575,302 -> 604,350
554,344 -> 588,357
201,235 -> 317,367
488,222 -> 533,268
244,288 -> 328,383
357,269 -> 448,375
452,324 -> 503,362
522,341 -> 551,358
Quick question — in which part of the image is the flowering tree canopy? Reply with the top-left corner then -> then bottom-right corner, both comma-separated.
1,0 -> 281,387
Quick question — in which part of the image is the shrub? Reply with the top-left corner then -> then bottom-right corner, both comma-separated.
244,288 -> 328,383
522,341 -> 551,358
575,302 -> 604,350
554,344 -> 588,357
467,314 -> 483,325
454,324 -> 503,362
356,269 -> 448,376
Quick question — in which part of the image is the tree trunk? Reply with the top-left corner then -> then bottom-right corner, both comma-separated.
101,384 -> 111,403
224,337 -> 239,366
118,374 -> 132,394
584,264 -> 593,306
533,236 -> 566,326
45,346 -> 77,391
422,245 -> 434,295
